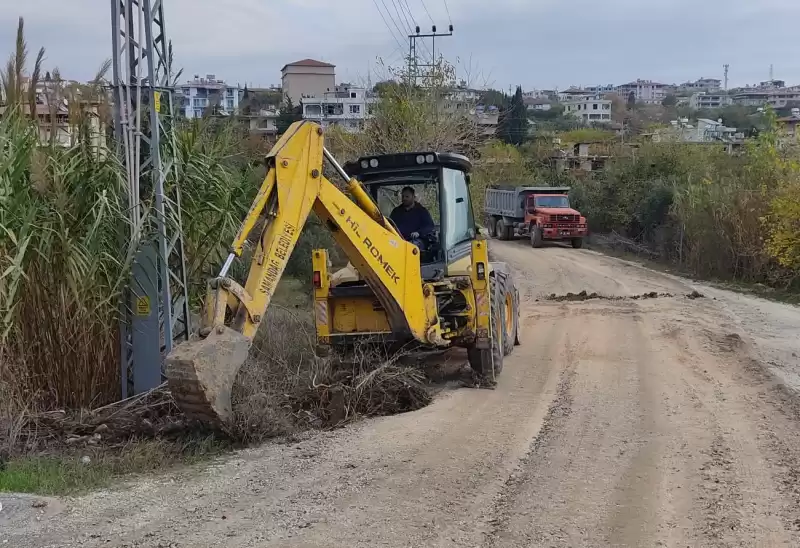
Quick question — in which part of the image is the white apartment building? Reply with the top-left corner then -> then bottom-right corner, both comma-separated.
732,86 -> 800,108
178,74 -> 240,119
690,92 -> 733,110
677,78 -> 722,94
300,84 -> 377,133
563,96 -> 612,124
651,118 -> 742,144
558,87 -> 595,102
615,79 -> 671,104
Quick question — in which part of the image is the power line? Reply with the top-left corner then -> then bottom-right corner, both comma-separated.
400,0 -> 432,61
390,0 -> 413,33
442,0 -> 452,24
418,0 -> 435,25
371,0 -> 405,51
400,0 -> 418,27
379,0 -> 410,45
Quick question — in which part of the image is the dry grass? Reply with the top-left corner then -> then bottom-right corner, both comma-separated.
230,305 -> 432,444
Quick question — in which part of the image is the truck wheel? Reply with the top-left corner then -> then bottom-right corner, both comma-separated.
497,271 -> 520,355
487,217 -> 497,238
468,276 -> 505,379
496,218 -> 508,240
531,226 -> 543,248
571,238 -> 583,249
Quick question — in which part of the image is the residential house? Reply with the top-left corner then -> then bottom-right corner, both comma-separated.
649,118 -> 743,147
558,87 -> 594,103
732,85 -> 800,108
281,59 -> 336,104
178,74 -> 240,119
690,92 -> 732,110
522,88 -> 555,100
677,78 -> 722,95
524,97 -> 552,112
562,95 -> 612,124
300,83 -> 376,133
615,79 -> 671,104
473,105 -> 499,137
241,107 -> 280,137
0,75 -> 107,150
584,84 -> 615,94
777,108 -> 800,140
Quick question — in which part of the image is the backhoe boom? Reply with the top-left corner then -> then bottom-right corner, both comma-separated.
165,121 -> 441,426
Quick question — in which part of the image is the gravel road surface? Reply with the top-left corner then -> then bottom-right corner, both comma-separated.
3,241 -> 800,547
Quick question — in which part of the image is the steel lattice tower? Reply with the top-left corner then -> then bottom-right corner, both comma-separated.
110,0 -> 190,398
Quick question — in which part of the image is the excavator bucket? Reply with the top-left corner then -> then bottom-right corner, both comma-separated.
165,326 -> 252,428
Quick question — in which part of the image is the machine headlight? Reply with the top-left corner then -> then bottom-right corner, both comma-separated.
416,155 -> 425,164
425,154 -> 435,163
360,160 -> 369,169
369,158 -> 379,168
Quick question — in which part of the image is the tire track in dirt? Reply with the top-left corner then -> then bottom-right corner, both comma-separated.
481,339 -> 578,548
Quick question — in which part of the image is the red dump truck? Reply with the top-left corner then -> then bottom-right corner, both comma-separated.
484,186 -> 588,248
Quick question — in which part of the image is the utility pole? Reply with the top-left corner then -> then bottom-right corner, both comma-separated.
111,0 -> 191,398
723,64 -> 729,91
408,24 -> 453,87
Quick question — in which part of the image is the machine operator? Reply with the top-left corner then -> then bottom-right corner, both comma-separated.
390,186 -> 435,249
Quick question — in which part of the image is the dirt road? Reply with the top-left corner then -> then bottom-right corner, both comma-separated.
4,242 -> 800,547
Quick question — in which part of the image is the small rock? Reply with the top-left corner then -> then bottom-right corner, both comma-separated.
31,500 -> 47,509
81,455 -> 91,465
94,424 -> 109,434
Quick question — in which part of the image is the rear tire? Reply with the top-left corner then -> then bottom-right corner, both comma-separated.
531,226 -> 543,248
497,218 -> 508,240
468,276 -> 505,379
487,217 -> 497,238
571,238 -> 583,249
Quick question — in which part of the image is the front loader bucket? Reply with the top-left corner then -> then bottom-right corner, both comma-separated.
165,326 -> 252,428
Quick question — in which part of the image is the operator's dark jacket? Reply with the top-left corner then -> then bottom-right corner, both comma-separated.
390,202 -> 435,241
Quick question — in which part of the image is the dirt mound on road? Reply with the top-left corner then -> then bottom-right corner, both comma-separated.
542,290 -> 705,302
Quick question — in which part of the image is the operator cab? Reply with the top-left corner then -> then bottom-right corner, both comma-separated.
343,152 -> 477,280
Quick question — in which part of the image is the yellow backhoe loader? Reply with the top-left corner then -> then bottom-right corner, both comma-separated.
165,121 -> 521,427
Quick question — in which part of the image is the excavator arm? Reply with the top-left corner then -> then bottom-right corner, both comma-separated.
165,121 -> 442,426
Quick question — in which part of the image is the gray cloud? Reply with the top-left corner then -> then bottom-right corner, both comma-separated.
1,0 -> 798,90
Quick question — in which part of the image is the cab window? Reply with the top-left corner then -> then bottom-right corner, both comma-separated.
441,168 -> 474,249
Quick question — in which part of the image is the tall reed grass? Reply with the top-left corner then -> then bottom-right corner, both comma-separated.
0,109 -> 129,408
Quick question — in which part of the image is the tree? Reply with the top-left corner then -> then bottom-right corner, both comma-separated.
626,91 -> 636,109
276,97 -> 303,134
662,94 -> 677,107
326,56 -> 482,159
480,89 -> 509,109
497,85 -> 527,146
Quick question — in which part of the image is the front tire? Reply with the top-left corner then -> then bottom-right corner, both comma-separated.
468,276 -> 505,379
571,238 -> 583,249
531,226 -> 543,248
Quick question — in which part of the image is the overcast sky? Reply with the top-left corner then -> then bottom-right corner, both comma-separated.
1,0 -> 798,92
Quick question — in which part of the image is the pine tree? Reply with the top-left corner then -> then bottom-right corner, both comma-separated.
276,97 -> 303,134
497,86 -> 527,145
